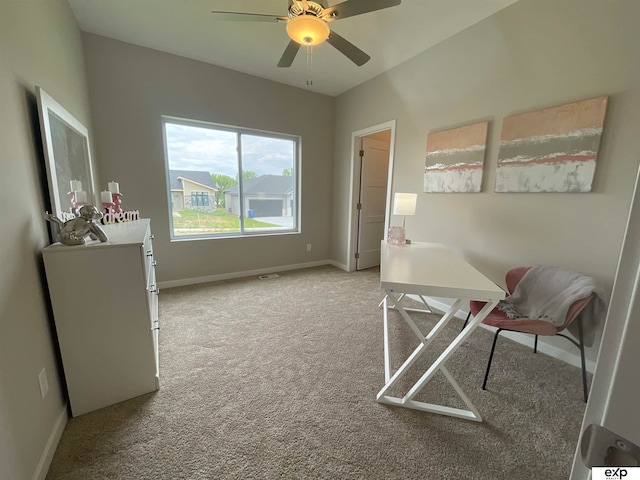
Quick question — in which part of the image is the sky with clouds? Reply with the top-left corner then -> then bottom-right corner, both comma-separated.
165,123 -> 295,178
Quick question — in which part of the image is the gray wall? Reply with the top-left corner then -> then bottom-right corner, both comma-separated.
0,0 -> 92,478
82,34 -> 335,284
332,0 -> 640,363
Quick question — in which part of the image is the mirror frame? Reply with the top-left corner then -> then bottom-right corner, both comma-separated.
36,86 -> 97,222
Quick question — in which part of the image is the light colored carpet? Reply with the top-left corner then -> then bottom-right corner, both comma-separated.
46,265 -> 587,479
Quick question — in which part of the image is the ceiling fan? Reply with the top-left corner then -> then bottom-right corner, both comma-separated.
211,0 -> 401,68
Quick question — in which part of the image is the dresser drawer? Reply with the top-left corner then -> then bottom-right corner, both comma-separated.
143,233 -> 154,281
147,261 -> 158,323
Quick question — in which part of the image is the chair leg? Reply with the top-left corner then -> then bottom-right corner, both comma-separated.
577,317 -> 589,403
482,328 -> 504,390
461,311 -> 471,332
533,334 -> 538,353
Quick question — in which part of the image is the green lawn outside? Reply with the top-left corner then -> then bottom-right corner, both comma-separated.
172,209 -> 278,234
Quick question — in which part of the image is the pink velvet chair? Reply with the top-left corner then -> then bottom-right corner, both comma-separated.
463,266 -> 593,402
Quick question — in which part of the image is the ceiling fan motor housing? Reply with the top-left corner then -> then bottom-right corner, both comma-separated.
288,1 -> 326,19
286,2 -> 330,45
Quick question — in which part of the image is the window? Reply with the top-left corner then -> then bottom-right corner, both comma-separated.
191,192 -> 209,207
162,117 -> 299,239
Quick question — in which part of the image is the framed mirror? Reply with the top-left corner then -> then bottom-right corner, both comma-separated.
36,86 -> 97,222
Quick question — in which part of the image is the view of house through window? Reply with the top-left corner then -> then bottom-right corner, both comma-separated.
162,118 -> 299,238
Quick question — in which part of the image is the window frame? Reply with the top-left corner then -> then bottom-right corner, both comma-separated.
162,116 -> 301,241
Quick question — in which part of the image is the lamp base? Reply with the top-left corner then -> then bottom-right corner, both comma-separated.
387,226 -> 406,246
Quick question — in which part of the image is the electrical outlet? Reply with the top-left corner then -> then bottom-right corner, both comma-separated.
38,367 -> 49,399
306,243 -> 312,252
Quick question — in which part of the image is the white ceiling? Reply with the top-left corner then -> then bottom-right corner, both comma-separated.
67,0 -> 520,97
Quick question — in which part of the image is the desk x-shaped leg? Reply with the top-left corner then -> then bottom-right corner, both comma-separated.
378,293 -> 435,315
377,291 -> 499,422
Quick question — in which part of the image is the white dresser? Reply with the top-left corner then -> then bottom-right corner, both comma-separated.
42,219 -> 159,417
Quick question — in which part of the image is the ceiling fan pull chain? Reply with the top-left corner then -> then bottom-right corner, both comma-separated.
306,45 -> 313,87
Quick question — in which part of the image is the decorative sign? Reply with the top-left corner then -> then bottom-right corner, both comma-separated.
102,208 -> 140,224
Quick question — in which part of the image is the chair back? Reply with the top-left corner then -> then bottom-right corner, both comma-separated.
504,265 -> 594,333
559,294 -> 594,331
505,266 -> 531,294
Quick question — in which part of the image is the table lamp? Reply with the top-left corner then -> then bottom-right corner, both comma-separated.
388,192 -> 417,245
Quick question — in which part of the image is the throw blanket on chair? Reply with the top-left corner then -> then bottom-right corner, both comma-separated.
497,265 -> 607,347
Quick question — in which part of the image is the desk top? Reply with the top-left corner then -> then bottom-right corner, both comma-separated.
380,241 -> 505,300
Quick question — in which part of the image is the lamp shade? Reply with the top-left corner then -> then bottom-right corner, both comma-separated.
393,193 -> 417,216
286,15 -> 330,46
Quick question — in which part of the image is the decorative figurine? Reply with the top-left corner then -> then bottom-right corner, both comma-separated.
111,192 -> 123,213
45,204 -> 109,246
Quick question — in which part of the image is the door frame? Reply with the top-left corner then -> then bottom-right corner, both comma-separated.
347,120 -> 396,272
355,136 -> 391,271
570,162 -> 640,478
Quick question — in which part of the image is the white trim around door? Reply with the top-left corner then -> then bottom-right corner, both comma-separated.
347,120 -> 396,272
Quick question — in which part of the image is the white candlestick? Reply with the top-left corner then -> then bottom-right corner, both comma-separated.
101,191 -> 113,203
108,181 -> 120,194
75,190 -> 87,203
70,180 -> 82,192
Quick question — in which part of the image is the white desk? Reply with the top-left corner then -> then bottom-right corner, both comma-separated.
378,241 -> 505,421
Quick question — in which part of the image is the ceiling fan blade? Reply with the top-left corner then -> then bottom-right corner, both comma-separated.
326,31 -> 370,66
277,40 -> 301,68
324,0 -> 401,21
211,11 -> 287,23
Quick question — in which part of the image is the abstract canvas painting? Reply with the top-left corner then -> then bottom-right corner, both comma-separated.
424,121 -> 488,193
495,96 -> 608,193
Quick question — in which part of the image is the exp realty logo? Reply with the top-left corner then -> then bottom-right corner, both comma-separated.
593,467 -> 640,479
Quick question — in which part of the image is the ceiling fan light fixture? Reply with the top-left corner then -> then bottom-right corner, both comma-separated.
286,15 -> 330,46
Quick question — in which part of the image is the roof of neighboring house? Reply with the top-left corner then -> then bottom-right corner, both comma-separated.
169,170 -> 217,191
224,175 -> 293,195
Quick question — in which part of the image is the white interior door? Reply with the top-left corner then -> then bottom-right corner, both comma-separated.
356,136 -> 389,270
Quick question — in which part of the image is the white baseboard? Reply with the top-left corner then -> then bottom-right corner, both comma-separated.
410,296 -> 596,374
158,260 -> 337,289
327,259 -> 349,272
33,404 -> 67,480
